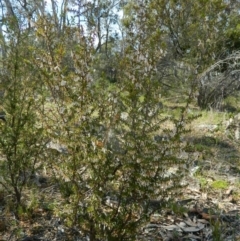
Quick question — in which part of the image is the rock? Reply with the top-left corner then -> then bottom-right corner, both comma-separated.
224,114 -> 240,140
46,141 -> 68,154
198,124 -> 218,132
92,125 -> 127,154
107,129 -> 126,154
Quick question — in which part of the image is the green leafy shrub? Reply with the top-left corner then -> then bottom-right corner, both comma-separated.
33,11 -> 195,241
0,34 -> 46,209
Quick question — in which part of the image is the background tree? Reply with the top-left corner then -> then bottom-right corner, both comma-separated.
127,0 -> 240,109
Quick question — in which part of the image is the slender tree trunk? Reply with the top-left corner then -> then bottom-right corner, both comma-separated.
3,0 -> 20,32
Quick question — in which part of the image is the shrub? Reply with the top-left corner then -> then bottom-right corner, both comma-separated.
0,35 -> 46,210
34,21 -> 195,240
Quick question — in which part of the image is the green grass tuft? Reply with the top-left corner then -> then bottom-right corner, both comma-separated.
211,180 -> 229,190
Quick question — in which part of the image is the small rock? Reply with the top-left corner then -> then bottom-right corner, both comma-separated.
198,124 -> 218,131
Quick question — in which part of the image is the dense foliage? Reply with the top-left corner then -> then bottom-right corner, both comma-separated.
0,0 -> 240,240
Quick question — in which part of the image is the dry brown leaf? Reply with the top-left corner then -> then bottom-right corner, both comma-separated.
197,218 -> 209,224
